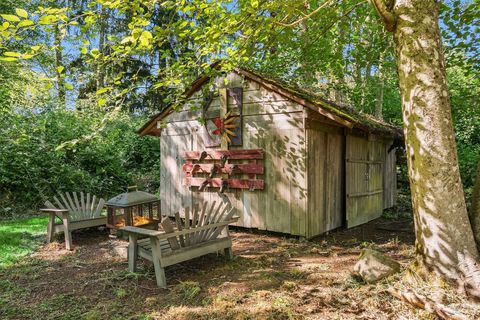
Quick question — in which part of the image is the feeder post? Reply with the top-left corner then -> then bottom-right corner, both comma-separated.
148,202 -> 153,220
156,200 -> 161,219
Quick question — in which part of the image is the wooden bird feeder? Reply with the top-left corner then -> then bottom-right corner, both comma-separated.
106,186 -> 161,230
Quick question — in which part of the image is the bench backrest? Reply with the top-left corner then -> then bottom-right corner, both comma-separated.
45,192 -> 105,222
160,201 -> 236,250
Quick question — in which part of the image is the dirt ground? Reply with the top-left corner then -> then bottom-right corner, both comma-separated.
1,217 -> 478,320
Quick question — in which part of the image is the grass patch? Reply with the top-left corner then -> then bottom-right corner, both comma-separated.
0,279 -> 32,318
0,216 -> 47,267
175,281 -> 201,302
289,268 -> 306,279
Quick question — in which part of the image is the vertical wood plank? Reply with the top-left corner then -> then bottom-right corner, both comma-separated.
80,192 -> 85,218
47,212 -> 56,243
128,234 -> 138,272
160,218 -> 180,249
219,88 -> 228,149
150,238 -> 167,288
184,206 -> 191,246
306,129 -> 327,237
61,211 -> 72,250
346,134 -> 384,228
174,212 -> 186,247
73,192 -> 81,216
86,193 -> 91,216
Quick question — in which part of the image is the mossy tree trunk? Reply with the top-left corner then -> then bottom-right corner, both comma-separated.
54,23 -> 65,108
96,5 -> 107,91
470,160 -> 480,247
372,0 -> 480,297
375,50 -> 385,120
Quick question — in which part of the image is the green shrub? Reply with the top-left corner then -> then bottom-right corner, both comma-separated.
0,105 -> 160,217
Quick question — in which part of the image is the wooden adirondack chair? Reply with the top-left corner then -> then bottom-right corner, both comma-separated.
41,192 -> 106,250
122,201 -> 238,288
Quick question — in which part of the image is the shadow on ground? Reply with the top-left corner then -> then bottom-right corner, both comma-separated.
0,218 -> 416,320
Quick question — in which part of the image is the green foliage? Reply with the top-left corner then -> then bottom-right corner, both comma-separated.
448,58 -> 480,192
0,105 -> 160,217
0,0 -> 478,213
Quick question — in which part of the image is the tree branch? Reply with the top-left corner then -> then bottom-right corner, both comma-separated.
370,0 -> 396,32
276,0 -> 337,27
309,0 -> 369,44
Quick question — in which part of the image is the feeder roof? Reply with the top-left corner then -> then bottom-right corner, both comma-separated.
106,187 -> 158,207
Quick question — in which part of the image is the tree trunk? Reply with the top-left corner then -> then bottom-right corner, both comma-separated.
54,24 -> 66,107
375,50 -> 385,120
373,0 -> 480,296
96,6 -> 107,90
470,160 -> 480,247
360,60 -> 372,110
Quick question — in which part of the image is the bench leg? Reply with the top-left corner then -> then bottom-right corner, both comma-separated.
61,212 -> 72,250
151,238 -> 167,288
47,213 -> 56,244
224,247 -> 233,260
128,234 -> 138,272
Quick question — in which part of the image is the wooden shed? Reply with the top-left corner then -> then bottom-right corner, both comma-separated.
139,68 -> 402,238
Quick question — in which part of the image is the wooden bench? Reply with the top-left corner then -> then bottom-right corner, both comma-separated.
41,192 -> 106,250
122,201 -> 238,288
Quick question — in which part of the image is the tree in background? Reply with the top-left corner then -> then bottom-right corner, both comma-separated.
0,1 -> 163,215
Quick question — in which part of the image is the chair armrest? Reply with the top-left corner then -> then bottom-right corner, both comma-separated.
122,217 -> 238,240
121,226 -> 164,237
40,208 -> 69,214
155,218 -> 239,240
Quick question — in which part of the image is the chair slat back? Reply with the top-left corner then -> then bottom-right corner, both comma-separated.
174,212 -> 186,247
198,201 -> 217,242
162,202 -> 234,251
45,192 -> 105,221
160,218 -> 180,250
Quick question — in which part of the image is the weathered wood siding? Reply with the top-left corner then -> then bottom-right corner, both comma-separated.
159,71 -> 398,236
345,134 -> 387,228
383,141 -> 397,209
159,73 -> 308,236
160,123 -> 194,214
306,122 -> 344,238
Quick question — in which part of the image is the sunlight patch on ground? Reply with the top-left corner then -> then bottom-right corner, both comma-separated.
0,216 -> 47,266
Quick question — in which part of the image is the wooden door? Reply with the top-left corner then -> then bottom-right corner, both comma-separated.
345,135 -> 385,228
160,126 -> 192,215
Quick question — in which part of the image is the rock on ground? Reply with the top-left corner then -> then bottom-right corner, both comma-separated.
353,248 -> 400,283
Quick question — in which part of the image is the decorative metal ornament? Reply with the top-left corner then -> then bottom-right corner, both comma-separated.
211,111 -> 239,145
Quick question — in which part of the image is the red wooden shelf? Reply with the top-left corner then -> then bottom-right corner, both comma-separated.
182,149 -> 264,192
182,163 -> 264,175
183,177 -> 264,190
183,149 -> 264,160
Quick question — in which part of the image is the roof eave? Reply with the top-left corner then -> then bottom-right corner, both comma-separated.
138,67 -> 402,138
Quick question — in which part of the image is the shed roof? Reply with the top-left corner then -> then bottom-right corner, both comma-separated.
138,68 -> 403,138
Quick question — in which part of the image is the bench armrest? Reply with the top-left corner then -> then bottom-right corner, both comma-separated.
40,208 -> 70,213
122,217 -> 238,240
121,226 -> 164,237
156,218 -> 238,240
